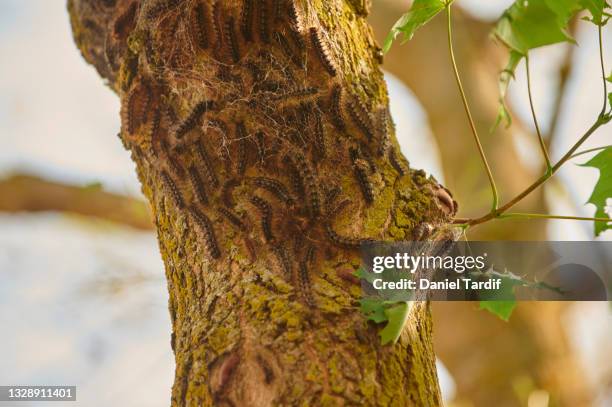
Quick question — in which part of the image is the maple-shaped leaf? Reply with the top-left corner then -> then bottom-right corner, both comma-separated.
581,147 -> 612,236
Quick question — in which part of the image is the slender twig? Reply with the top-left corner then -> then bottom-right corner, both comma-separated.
446,4 -> 499,210
598,25 -> 608,116
498,213 -> 611,222
465,117 -> 607,226
525,54 -> 553,172
569,145 -> 611,159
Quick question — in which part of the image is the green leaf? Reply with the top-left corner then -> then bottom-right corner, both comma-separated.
383,0 -> 448,53
494,0 -> 574,55
580,147 -> 612,235
580,0 -> 611,25
479,301 -> 517,321
359,298 -> 388,323
379,302 -> 411,345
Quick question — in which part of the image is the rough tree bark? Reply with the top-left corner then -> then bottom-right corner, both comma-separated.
68,0 -> 456,405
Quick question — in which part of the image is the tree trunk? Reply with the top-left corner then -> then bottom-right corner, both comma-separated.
68,0 -> 454,405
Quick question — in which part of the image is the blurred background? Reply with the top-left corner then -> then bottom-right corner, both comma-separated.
0,0 -> 610,406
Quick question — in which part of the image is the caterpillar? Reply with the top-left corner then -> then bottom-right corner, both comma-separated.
270,87 -> 318,102
288,1 -> 304,32
290,153 -> 320,218
254,131 -> 266,164
149,108 -> 162,157
175,100 -> 215,139
250,195 -> 274,243
388,147 -> 406,176
225,17 -> 241,63
139,80 -> 153,127
272,0 -> 282,22
329,84 -> 346,131
211,1 -> 223,52
192,1 -> 210,50
309,28 -> 336,77
285,158 -> 305,199
188,165 -> 208,205
377,107 -> 391,156
272,243 -> 292,276
195,137 -> 219,188
161,170 -> 185,209
313,109 -> 326,159
298,245 -> 316,306
189,207 -> 221,259
274,31 -> 302,68
235,122 -> 248,175
253,177 -> 294,206
240,0 -> 254,42
350,147 -> 374,204
217,207 -> 247,231
113,1 -> 138,40
346,98 -> 374,141
161,140 -> 185,177
258,0 -> 270,44
326,198 -> 351,221
325,223 -> 373,249
121,88 -> 137,135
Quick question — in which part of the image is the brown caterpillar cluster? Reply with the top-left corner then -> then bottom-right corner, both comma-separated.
114,0 -> 406,297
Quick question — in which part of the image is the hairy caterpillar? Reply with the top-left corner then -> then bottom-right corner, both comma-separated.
195,137 -> 219,188
286,159 -> 305,198
290,153 -> 320,218
240,0 -> 254,42
298,245 -> 316,306
250,196 -> 274,243
192,1 -> 210,50
189,207 -> 221,259
258,0 -> 270,44
188,165 -> 208,205
329,84 -> 346,131
274,31 -> 302,68
254,131 -> 266,165
149,108 -> 162,156
388,147 -> 406,176
346,98 -> 374,141
161,170 -> 185,209
211,1 -> 223,52
161,140 -> 185,177
272,0 -> 282,22
253,177 -> 294,206
377,107 -> 391,156
235,122 -> 248,175
217,207 -> 247,231
272,243 -> 292,276
113,1 -> 138,40
350,147 -> 374,204
325,223 -> 373,249
309,28 -> 336,77
288,1 -> 304,32
225,17 -> 241,63
121,88 -> 137,135
175,100 -> 215,139
313,109 -> 326,159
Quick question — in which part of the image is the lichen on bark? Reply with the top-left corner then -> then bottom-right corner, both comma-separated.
68,0 -> 455,405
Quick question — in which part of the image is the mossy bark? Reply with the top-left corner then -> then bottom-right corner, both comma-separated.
68,0 -> 454,405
